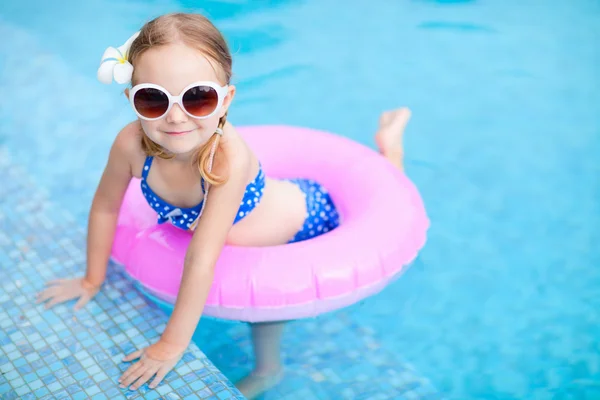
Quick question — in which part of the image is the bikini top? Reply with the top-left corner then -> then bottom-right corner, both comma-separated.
140,156 -> 265,230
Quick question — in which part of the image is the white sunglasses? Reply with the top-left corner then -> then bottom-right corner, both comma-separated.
128,81 -> 229,121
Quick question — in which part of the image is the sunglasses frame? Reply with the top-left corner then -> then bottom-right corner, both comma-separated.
128,81 -> 229,121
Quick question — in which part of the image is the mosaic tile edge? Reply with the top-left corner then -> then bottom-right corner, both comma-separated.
0,147 -> 246,400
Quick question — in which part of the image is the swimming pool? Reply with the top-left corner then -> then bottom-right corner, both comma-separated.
1,0 -> 599,398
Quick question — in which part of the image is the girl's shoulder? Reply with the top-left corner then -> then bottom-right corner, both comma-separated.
110,120 -> 147,179
220,122 -> 252,163
214,121 -> 254,174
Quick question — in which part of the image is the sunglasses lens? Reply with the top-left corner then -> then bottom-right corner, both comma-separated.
182,86 -> 219,117
133,88 -> 169,119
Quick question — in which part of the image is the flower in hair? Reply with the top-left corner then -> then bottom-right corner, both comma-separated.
97,31 -> 140,84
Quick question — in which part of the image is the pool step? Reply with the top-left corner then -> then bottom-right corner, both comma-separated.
0,149 -> 245,400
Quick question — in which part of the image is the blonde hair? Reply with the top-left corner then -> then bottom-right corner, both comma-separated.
129,13 -> 232,186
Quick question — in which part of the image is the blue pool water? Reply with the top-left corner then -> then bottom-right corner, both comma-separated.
1,0 -> 599,399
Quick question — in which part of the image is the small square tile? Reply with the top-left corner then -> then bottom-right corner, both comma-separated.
144,391 -> 161,400
81,357 -> 94,368
13,358 -> 26,368
28,379 -> 43,391
105,387 -> 121,398
72,392 -> 89,400
35,367 -> 50,378
15,385 -> 31,396
177,386 -> 193,397
191,380 -> 207,391
156,385 -> 171,395
47,381 -> 61,393
196,388 -> 213,398
66,384 -> 82,395
85,385 -> 101,396
54,368 -> 69,379
73,370 -> 88,381
88,365 -> 101,375
171,378 -> 185,389
34,387 -> 50,398
11,376 -> 25,389
4,370 -> 18,380
41,374 -> 56,385
80,378 -> 95,389
217,390 -> 233,400
53,390 -> 70,399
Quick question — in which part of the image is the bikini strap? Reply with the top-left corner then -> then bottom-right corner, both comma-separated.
142,156 -> 153,180
189,133 -> 220,231
197,138 -> 218,217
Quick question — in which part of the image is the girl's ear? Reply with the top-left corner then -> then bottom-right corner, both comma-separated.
220,84 -> 236,117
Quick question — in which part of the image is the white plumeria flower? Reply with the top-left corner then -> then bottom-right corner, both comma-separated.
97,31 -> 140,84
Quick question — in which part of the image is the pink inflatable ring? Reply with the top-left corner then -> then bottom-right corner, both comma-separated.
110,125 -> 429,322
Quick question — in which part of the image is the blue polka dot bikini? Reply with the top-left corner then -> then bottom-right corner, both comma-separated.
139,155 -> 339,243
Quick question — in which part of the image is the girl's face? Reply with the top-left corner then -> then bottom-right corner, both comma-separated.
128,42 -> 235,157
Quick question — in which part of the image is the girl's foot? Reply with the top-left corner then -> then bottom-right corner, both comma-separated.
235,368 -> 284,399
375,107 -> 412,170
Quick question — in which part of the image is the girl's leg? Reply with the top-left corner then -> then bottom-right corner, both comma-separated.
374,107 -> 412,171
235,321 -> 286,399
235,108 -> 411,398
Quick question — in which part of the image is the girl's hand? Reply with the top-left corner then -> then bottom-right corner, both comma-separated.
118,340 -> 186,390
36,278 -> 101,310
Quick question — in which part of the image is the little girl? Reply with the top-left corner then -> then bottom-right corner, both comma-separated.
36,12 -> 411,399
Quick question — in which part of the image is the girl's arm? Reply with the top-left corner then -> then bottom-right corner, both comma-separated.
85,125 -> 136,286
37,124 -> 136,309
118,134 -> 252,392
159,140 -> 251,351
